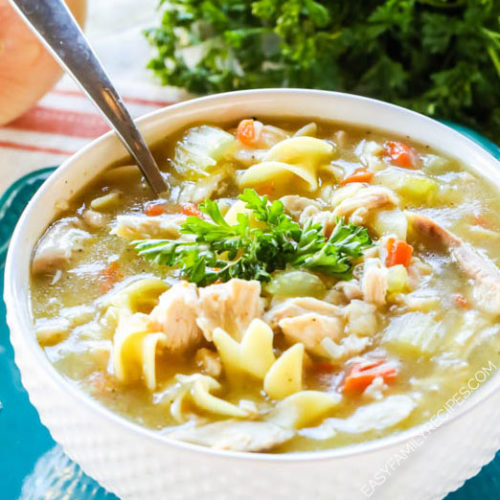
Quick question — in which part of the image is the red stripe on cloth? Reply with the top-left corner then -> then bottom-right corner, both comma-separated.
51,88 -> 174,108
0,140 -> 74,155
8,106 -> 109,139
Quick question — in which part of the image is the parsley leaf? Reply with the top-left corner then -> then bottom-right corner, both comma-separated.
145,1 -> 500,142
133,189 -> 372,286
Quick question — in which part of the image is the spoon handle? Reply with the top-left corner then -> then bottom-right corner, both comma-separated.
9,0 -> 168,196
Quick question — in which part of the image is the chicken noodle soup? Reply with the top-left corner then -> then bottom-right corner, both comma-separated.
31,119 -> 500,453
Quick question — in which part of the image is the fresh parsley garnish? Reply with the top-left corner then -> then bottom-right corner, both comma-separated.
144,1 -> 500,142
133,189 -> 372,286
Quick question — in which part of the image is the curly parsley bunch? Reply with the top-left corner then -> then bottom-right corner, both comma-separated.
145,0 -> 500,142
133,189 -> 372,286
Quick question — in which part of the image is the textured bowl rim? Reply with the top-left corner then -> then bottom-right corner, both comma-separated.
5,88 -> 500,463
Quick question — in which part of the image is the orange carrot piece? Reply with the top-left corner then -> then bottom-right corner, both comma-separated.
453,294 -> 469,309
340,168 -> 374,186
386,237 -> 413,268
257,181 -> 275,197
181,203 -> 203,217
100,261 -> 123,293
342,360 -> 398,393
237,119 -> 261,147
311,362 -> 336,374
384,140 -> 418,168
144,203 -> 166,217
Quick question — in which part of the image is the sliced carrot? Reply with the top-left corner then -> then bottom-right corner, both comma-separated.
100,261 -> 123,293
453,294 -> 469,309
237,119 -> 261,147
384,140 -> 418,169
311,362 -> 336,374
386,237 -> 413,268
342,360 -> 398,393
340,168 -> 374,186
181,203 -> 203,217
144,203 -> 166,217
257,181 -> 275,197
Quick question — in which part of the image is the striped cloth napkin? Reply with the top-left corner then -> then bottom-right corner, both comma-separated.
0,76 -> 183,194
0,0 -> 186,194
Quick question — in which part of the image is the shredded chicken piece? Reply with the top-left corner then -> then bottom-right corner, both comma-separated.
168,420 -> 294,452
280,195 -> 320,220
265,297 -> 341,328
466,224 -> 500,240
299,205 -> 338,236
408,212 -> 500,315
140,279 -> 265,352
266,297 -> 344,355
323,289 -> 344,306
32,217 -> 91,274
197,279 -> 264,341
333,130 -> 348,148
111,214 -> 184,240
232,123 -> 288,167
324,276 -> 364,307
362,376 -> 388,401
332,186 -> 398,224
394,293 -> 440,312
407,257 -> 433,288
343,299 -> 378,337
195,348 -> 222,378
408,212 -> 461,246
287,186 -> 398,234
361,258 -> 388,306
282,193 -> 379,237
358,140 -> 386,171
35,317 -> 71,346
178,170 -> 228,203
321,335 -> 371,361
279,313 -> 343,355
231,148 -> 267,167
335,280 -> 364,301
82,209 -> 107,229
150,282 -> 203,353
299,395 -> 415,439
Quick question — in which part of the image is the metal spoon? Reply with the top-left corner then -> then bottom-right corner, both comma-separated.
9,0 -> 168,196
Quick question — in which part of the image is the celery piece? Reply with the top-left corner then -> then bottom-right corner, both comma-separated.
383,312 -> 443,356
375,167 -> 438,204
401,175 -> 438,202
264,270 -> 326,299
90,191 -> 121,211
174,126 -> 235,178
386,265 -> 410,294
371,209 -> 408,240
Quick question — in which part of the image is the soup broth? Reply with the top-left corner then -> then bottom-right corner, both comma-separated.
30,118 -> 500,453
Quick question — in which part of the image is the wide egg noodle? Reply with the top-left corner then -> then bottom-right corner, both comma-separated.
212,318 -> 276,380
167,374 -> 250,423
266,391 -> 342,430
263,343 -> 304,399
112,311 -> 166,390
238,136 -> 335,191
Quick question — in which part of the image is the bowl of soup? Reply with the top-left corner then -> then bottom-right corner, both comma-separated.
5,90 -> 500,500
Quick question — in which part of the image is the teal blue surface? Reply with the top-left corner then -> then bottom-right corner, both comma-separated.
0,124 -> 498,499
0,169 -> 117,500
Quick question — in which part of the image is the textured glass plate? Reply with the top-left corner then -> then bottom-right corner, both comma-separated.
1,126 -> 499,500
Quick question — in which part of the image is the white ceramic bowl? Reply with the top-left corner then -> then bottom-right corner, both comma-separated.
5,90 -> 500,500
